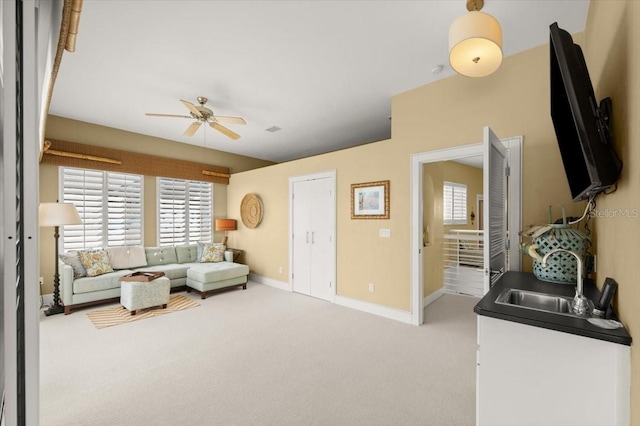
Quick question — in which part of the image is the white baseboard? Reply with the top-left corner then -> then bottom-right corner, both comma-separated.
334,295 -> 413,325
251,274 -> 412,325
422,287 -> 445,308
249,273 -> 291,292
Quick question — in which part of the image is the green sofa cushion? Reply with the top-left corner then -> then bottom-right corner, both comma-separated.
175,244 -> 198,263
145,246 -> 178,266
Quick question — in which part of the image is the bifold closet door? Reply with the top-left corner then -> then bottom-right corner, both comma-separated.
308,177 -> 333,301
292,179 -> 313,295
292,177 -> 334,301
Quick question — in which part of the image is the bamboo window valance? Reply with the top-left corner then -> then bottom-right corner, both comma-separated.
41,139 -> 231,184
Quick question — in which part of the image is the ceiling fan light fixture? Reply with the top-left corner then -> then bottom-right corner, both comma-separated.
147,96 -> 246,140
449,5 -> 502,78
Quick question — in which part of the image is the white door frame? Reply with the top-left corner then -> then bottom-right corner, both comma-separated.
289,170 -> 337,302
410,138 -> 522,325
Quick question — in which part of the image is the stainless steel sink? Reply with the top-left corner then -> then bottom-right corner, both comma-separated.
495,288 -> 586,317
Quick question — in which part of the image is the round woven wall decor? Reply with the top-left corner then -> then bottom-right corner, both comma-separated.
240,193 -> 264,229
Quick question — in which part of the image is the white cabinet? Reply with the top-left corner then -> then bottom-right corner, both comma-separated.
477,316 -> 630,426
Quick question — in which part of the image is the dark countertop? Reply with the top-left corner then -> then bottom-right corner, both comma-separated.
474,271 -> 632,346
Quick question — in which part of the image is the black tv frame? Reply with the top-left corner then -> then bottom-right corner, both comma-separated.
549,22 -> 621,201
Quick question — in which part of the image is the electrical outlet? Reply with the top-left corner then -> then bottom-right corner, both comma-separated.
368,283 -> 374,292
379,228 -> 391,238
278,266 -> 283,274
39,276 -> 44,286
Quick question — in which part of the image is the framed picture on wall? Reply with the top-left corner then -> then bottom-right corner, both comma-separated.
351,180 -> 390,219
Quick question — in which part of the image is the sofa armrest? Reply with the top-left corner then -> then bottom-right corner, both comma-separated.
59,260 -> 75,306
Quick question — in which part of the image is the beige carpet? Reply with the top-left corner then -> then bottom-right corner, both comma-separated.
40,283 -> 479,426
86,294 -> 199,329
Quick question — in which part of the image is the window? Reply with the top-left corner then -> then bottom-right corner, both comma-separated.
443,181 -> 467,225
61,167 -> 143,251
157,177 -> 213,246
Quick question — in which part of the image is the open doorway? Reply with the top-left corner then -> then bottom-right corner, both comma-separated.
423,156 -> 485,299
410,136 -> 522,326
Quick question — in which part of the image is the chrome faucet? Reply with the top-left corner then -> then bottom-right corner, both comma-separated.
541,248 -> 593,315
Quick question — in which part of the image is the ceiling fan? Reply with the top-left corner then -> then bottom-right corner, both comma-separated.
146,96 -> 246,140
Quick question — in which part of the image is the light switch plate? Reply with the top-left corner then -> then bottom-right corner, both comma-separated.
379,228 -> 391,238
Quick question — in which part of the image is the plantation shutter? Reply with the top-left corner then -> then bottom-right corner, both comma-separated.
62,168 -> 105,251
61,167 -> 143,251
158,178 -> 187,246
483,126 -> 508,290
188,180 -> 213,243
107,173 -> 142,246
443,181 -> 467,225
158,178 -> 212,246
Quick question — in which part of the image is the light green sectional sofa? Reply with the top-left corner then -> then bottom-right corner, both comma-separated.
60,244 -> 249,314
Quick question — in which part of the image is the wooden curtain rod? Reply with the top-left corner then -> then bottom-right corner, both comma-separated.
43,140 -> 122,165
202,170 -> 231,179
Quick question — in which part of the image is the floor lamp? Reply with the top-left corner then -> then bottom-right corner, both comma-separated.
39,202 -> 82,316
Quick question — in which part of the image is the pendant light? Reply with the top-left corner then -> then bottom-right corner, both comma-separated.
449,0 -> 502,77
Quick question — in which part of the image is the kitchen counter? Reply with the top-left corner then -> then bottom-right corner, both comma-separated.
474,271 -> 631,346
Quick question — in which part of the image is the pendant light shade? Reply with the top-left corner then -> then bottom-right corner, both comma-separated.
449,10 -> 502,77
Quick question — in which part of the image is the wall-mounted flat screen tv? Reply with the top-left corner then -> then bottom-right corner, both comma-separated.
549,22 -> 621,202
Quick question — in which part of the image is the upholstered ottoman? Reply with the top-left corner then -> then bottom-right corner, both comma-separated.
120,276 -> 170,315
186,262 -> 249,299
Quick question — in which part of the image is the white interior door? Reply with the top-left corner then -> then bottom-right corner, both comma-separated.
292,180 -> 312,295
483,126 -> 508,293
309,177 -> 334,301
290,172 -> 336,302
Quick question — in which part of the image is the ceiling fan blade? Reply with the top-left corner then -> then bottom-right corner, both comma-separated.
184,121 -> 202,137
146,113 -> 192,118
211,122 -> 240,140
215,116 -> 247,125
180,99 -> 203,118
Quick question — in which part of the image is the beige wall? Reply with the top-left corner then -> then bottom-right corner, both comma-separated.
45,115 -> 274,174
228,40 -> 588,312
39,116 -> 272,294
583,1 -> 640,422
228,6 -> 639,416
227,141 -> 410,309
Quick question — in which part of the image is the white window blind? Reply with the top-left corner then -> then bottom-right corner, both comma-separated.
158,177 -> 212,246
107,172 -> 143,246
443,181 -> 467,225
60,167 -> 143,251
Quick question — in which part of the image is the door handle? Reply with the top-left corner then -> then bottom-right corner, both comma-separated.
311,232 -> 315,244
306,231 -> 309,244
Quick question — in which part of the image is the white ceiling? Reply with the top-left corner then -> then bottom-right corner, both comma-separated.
49,0 -> 589,163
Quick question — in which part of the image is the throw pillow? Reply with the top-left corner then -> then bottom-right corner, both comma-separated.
107,245 -> 147,269
200,243 -> 226,263
59,252 -> 87,278
78,250 -> 114,277
196,241 -> 210,262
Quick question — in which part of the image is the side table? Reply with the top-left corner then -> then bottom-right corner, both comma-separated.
225,248 -> 244,263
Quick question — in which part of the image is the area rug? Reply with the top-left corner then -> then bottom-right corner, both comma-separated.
87,295 -> 199,329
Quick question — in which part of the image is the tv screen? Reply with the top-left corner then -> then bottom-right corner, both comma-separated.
549,22 -> 621,201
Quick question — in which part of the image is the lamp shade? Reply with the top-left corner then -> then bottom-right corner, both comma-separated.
449,11 -> 502,77
39,202 -> 82,227
215,219 -> 237,232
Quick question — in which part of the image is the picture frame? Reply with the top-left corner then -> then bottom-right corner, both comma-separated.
351,180 -> 390,219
